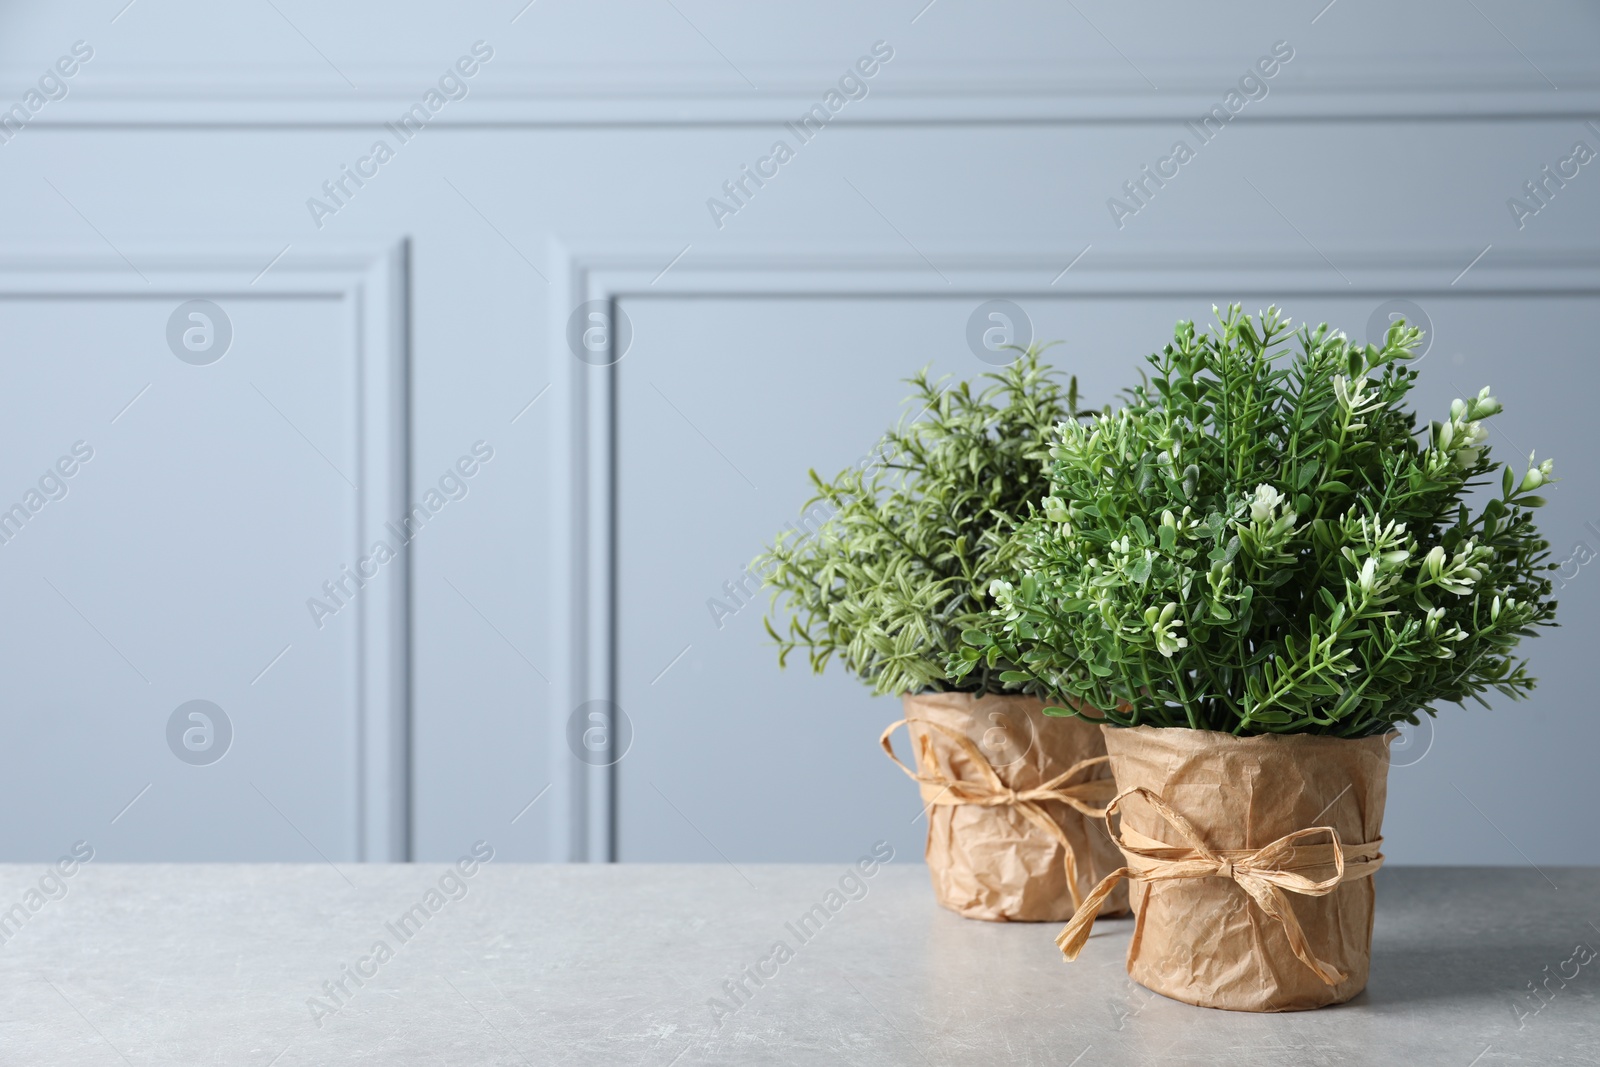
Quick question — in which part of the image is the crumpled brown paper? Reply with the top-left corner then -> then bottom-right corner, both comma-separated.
1084,725 -> 1392,1012
885,692 -> 1130,923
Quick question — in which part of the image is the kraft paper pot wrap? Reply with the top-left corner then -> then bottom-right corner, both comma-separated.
881,692 -> 1129,922
1057,725 -> 1392,1012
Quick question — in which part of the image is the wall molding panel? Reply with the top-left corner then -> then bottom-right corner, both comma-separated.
0,242 -> 412,861
14,56 -> 1600,127
547,240 -> 1600,861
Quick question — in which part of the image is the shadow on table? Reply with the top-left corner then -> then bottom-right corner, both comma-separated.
1361,940 -> 1578,1009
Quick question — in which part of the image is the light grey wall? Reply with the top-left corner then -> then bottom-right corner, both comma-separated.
0,0 -> 1594,867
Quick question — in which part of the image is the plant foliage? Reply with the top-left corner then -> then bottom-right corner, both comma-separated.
956,306 -> 1558,735
757,348 -> 1094,696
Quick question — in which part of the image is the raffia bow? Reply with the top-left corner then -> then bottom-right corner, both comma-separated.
881,717 -> 1116,910
1055,786 -> 1385,985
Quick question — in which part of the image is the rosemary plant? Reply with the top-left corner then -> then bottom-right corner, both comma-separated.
757,348 -> 1093,696
956,306 -> 1558,735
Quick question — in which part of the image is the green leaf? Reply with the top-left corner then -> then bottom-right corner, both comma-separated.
1182,464 -> 1200,498
1207,535 -> 1241,565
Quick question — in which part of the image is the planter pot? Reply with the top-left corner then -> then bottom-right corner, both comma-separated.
1058,725 -> 1392,1012
881,691 -> 1129,922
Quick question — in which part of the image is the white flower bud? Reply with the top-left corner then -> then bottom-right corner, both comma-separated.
1250,483 -> 1286,524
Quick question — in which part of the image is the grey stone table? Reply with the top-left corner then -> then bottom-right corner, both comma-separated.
1,861 -> 1596,1066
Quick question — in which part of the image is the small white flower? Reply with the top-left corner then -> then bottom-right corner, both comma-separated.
1335,374 -> 1379,415
1358,557 -> 1378,594
1424,606 -> 1446,636
1249,483 -> 1286,524
1149,602 -> 1188,657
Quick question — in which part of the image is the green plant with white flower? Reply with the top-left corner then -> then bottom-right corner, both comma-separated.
757,347 -> 1094,696
955,305 -> 1558,735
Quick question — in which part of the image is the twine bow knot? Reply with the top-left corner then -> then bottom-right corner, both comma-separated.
1055,786 -> 1384,986
881,717 -> 1115,910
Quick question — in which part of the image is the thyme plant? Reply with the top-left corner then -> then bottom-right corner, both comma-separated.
757,348 -> 1094,696
957,306 -> 1558,735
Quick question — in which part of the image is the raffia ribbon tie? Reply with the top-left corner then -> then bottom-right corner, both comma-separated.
880,718 -> 1116,910
1054,786 -> 1385,986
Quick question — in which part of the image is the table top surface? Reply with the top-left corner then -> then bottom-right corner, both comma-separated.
0,860 -> 1595,1066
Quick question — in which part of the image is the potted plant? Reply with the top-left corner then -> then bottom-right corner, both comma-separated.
958,306 -> 1558,1009
756,348 -> 1128,922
